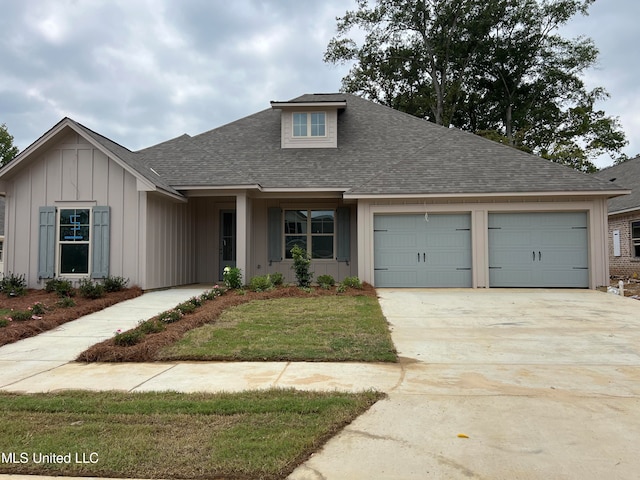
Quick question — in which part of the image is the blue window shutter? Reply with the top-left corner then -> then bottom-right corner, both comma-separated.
337,207 -> 350,262
38,207 -> 56,279
91,206 -> 110,278
268,207 -> 282,262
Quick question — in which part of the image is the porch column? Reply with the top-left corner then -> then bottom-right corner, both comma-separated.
235,192 -> 251,282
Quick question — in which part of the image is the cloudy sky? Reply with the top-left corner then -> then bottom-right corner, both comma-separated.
1,0 -> 638,169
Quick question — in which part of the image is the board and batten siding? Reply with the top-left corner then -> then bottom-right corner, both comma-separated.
3,131 -> 144,288
250,199 -> 358,284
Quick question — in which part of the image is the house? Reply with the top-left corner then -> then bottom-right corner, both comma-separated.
593,156 -> 640,277
0,196 -> 4,274
0,93 -> 628,290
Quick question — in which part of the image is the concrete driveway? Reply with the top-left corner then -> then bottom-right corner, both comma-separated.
289,289 -> 640,480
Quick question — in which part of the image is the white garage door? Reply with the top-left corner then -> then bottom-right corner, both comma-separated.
488,212 -> 589,288
374,214 -> 472,287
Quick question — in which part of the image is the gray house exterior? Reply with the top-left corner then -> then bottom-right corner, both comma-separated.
0,93 -> 627,290
593,157 -> 640,277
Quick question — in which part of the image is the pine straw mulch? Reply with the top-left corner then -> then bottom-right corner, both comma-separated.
77,284 -> 377,363
0,287 -> 143,347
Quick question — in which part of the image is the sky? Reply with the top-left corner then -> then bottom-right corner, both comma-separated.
1,0 -> 638,170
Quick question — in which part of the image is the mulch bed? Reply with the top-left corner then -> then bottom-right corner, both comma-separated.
0,287 -> 143,347
77,284 -> 377,363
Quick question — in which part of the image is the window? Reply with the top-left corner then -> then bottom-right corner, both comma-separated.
0,240 -> 3,263
59,208 -> 91,274
632,221 -> 640,257
284,209 -> 334,259
292,112 -> 326,137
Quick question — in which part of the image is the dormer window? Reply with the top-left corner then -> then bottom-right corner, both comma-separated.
271,95 -> 346,149
293,112 -> 326,137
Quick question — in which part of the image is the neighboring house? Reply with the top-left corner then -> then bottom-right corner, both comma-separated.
0,196 -> 4,275
593,156 -> 640,277
0,93 -> 628,290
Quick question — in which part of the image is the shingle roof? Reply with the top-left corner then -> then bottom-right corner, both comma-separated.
593,157 -> 640,213
149,92 -> 621,195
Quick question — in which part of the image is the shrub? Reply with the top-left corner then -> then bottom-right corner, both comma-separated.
249,274 -> 274,292
290,245 -> 313,288
340,276 -> 363,289
317,274 -> 335,290
31,302 -> 46,315
102,275 -> 129,292
45,279 -> 74,298
158,309 -> 184,324
223,266 -> 243,289
0,319 -> 8,328
188,296 -> 203,308
270,272 -> 285,286
78,279 -> 105,299
114,329 -> 144,347
9,310 -> 33,322
201,287 -> 222,301
138,319 -> 166,334
57,297 -> 76,308
175,302 -> 197,315
1,272 -> 27,297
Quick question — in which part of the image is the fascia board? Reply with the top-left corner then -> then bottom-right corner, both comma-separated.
343,190 -> 631,200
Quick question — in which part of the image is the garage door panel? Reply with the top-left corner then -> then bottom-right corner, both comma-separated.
488,212 -> 588,288
374,214 -> 472,288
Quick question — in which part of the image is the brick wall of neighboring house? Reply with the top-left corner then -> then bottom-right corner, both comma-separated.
608,211 -> 640,277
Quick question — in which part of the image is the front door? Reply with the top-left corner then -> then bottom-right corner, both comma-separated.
219,210 -> 236,279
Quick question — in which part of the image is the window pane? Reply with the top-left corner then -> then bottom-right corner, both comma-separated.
293,113 -> 307,137
632,221 -> 640,240
60,244 -> 89,274
285,210 -> 307,234
311,210 -> 334,234
285,236 -> 307,258
60,226 -> 90,241
312,236 -> 333,259
310,112 -> 325,136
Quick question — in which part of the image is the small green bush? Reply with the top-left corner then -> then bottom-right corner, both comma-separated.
175,302 -> 197,315
78,279 -> 105,299
158,309 -> 184,324
1,272 -> 27,297
114,329 -> 144,347
317,274 -> 335,290
9,310 -> 33,321
137,319 -> 166,334
102,275 -> 129,292
340,276 -> 363,289
249,274 -> 274,292
57,297 -> 76,308
30,302 -> 46,315
45,279 -> 74,298
223,266 -> 243,289
270,272 -> 285,286
291,245 -> 313,288
0,319 -> 8,328
201,288 -> 222,301
188,296 -> 203,308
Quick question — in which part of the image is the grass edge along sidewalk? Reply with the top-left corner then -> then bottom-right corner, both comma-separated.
0,389 -> 384,480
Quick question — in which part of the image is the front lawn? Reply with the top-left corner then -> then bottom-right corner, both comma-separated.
0,389 -> 383,480
158,295 -> 397,362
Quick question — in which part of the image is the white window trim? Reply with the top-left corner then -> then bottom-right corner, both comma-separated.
56,206 -> 93,278
292,112 -> 327,138
283,208 -> 336,261
632,220 -> 640,258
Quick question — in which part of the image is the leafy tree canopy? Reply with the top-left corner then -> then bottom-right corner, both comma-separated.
325,0 -> 627,172
0,123 -> 19,167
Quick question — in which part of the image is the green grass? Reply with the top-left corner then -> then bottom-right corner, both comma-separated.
157,296 -> 397,362
0,389 -> 384,480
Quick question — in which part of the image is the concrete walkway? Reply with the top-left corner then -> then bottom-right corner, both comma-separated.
1,288 -> 640,480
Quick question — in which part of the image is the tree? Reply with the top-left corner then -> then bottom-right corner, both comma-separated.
0,123 -> 19,167
325,0 -> 627,172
